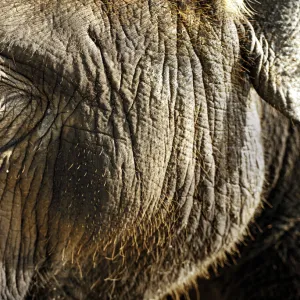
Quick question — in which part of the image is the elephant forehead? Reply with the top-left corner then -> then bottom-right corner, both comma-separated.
0,0 -> 243,94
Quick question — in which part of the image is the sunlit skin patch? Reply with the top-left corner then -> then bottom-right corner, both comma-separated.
174,0 -> 249,18
102,0 -> 249,21
222,0 -> 249,16
170,0 -> 250,29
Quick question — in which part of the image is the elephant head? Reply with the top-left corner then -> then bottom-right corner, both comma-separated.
0,0 -> 299,299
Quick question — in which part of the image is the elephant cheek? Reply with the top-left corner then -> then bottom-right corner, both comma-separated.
47,125 -> 141,258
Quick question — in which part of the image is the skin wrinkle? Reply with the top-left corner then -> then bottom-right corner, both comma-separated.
0,0 -> 296,299
212,18 -> 229,249
0,147 -> 27,299
186,18 -> 221,250
21,130 -> 53,295
123,4 -> 170,216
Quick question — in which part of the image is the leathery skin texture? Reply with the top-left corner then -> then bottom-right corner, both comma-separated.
0,0 -> 299,299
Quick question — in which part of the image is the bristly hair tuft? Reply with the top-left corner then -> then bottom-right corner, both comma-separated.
221,0 -> 252,18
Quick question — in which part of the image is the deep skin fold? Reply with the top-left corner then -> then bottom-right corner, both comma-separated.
0,0 -> 299,299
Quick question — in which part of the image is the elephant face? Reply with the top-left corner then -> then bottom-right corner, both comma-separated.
0,0 -> 299,299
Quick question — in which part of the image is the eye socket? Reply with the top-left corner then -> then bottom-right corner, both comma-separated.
0,68 -> 47,151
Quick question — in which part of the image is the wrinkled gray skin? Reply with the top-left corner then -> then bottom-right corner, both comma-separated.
0,0 -> 299,299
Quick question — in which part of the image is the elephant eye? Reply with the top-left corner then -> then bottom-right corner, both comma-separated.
0,68 -> 47,151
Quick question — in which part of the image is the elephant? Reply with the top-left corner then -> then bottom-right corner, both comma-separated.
0,0 -> 299,299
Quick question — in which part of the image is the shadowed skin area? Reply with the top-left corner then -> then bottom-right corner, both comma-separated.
0,0 -> 299,299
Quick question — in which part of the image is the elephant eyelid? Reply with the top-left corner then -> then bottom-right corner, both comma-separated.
0,66 -> 41,98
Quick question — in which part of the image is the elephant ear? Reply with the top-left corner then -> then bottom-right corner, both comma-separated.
242,0 -> 300,121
